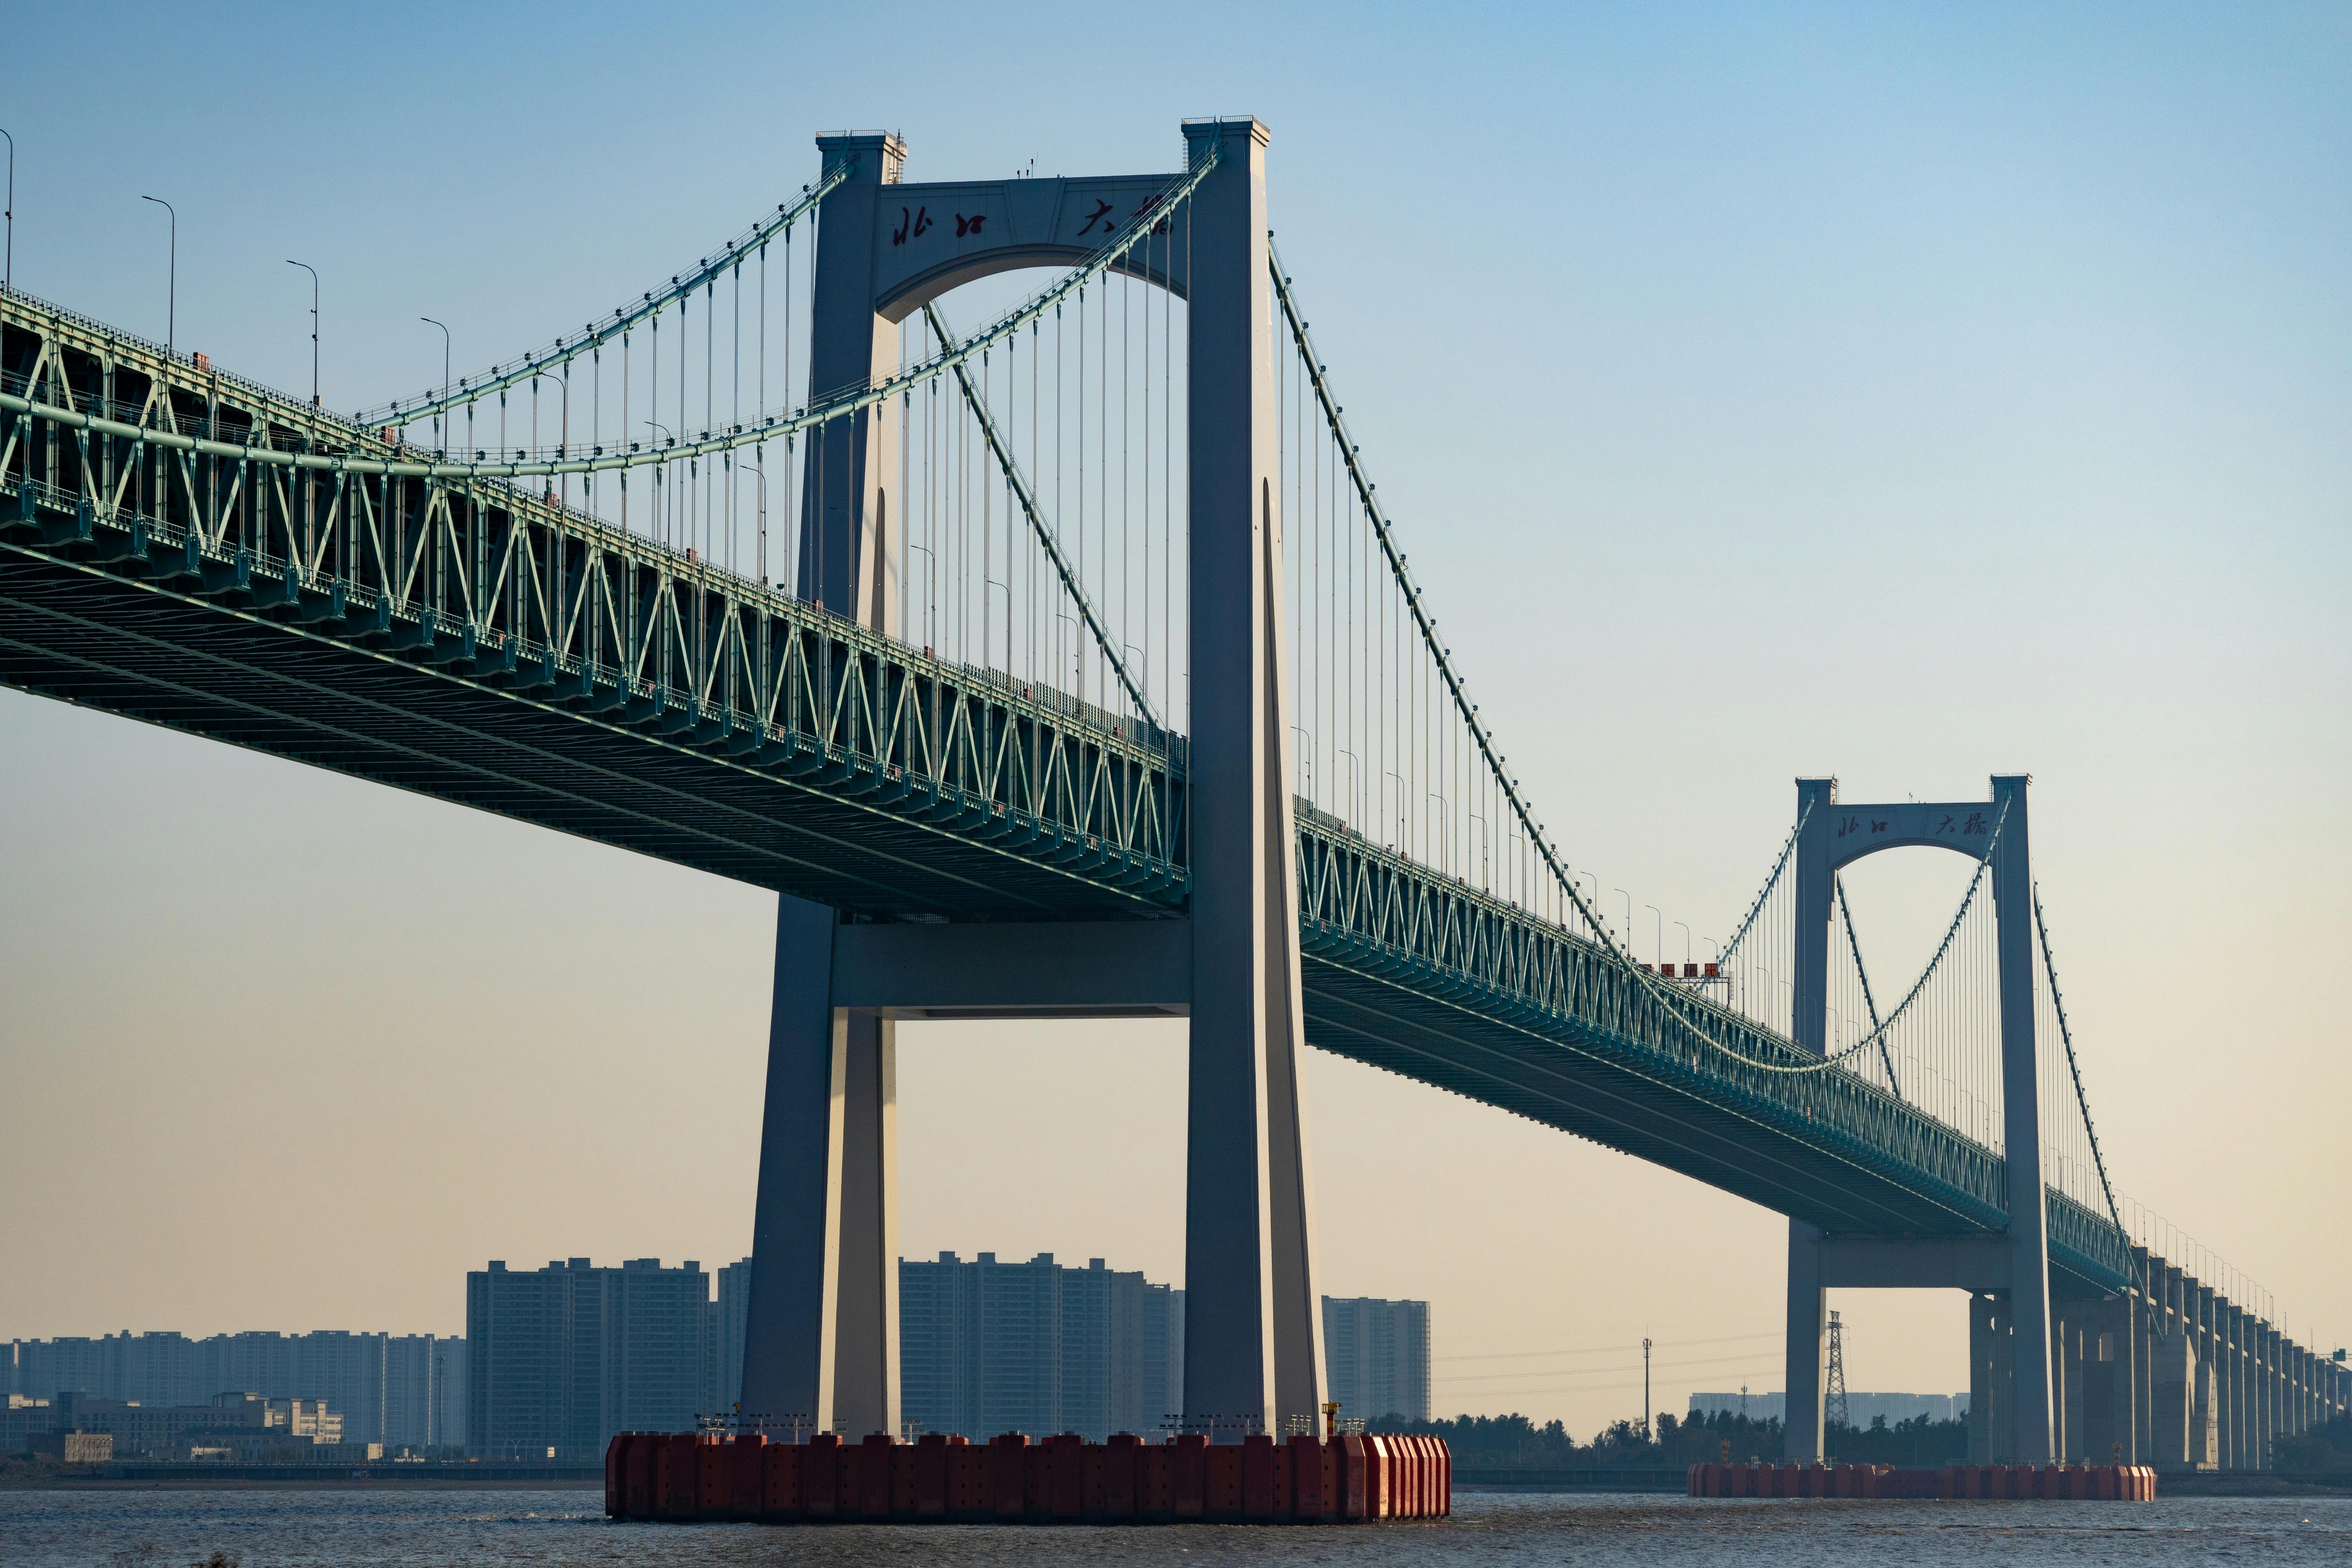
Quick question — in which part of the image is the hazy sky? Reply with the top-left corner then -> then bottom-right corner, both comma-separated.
4,2 -> 2347,1438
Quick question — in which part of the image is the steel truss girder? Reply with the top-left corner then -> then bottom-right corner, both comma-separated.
1292,820 -> 2133,1295
2,295 -> 1184,914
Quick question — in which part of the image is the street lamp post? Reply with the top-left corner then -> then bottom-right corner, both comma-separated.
744,463 -> 766,581
419,318 -> 450,451
3,127 -> 15,293
287,260 -> 318,405
140,195 -> 175,357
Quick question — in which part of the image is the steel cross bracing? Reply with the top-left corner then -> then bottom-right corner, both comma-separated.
1,284 -> 2137,1297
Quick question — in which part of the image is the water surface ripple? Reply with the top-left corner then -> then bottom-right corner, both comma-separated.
5,1488 -> 2347,1566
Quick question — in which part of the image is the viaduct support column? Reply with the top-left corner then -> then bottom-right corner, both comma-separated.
2192,1283 -> 2218,1468
1181,115 -> 1325,1441
2221,1305 -> 2241,1469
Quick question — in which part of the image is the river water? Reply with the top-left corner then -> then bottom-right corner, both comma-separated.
4,1488 -> 2346,1566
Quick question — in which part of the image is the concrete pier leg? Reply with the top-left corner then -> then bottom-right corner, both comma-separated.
1783,1221 -> 1828,1461
1781,778 -> 1836,1465
1969,1292 -> 1998,1463
2222,1307 -> 2241,1469
739,895 -> 900,1439
1993,1293 -> 2016,1460
831,1012 -> 898,1437
1180,116 -> 1319,1443
1989,776 -> 2057,1463
1262,915 -> 1327,1435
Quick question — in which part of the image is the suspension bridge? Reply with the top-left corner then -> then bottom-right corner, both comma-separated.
2,118 -> 2341,1471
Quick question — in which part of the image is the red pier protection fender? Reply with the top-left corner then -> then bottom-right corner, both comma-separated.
1686,1459 -> 2157,1501
603,1429 -> 1450,1523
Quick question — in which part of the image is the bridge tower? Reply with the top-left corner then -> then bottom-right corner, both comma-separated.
1783,774 -> 2062,1465
737,118 -> 1326,1441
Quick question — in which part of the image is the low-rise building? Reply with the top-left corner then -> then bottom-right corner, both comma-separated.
45,1391 -> 343,1459
28,1430 -> 112,1463
3,1395 -> 53,1452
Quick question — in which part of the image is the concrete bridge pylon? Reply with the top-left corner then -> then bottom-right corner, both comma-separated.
735,117 -> 1325,1443
1784,774 -> 2058,1465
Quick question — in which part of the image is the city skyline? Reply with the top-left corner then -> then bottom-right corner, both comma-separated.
2,0 -> 2344,1443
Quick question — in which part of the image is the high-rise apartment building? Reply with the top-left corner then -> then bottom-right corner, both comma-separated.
1322,1297 -> 1430,1423
465,1258 -> 712,1460
715,1258 -> 752,1415
897,1252 -> 1183,1441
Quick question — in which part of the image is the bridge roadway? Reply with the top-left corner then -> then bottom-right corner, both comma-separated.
0,287 -> 2130,1298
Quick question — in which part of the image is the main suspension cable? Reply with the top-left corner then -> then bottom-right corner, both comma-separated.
2034,882 -> 2141,1305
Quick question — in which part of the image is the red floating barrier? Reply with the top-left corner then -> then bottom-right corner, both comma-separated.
949,1439 -> 988,1519
1293,1434 -> 1330,1518
603,1432 -> 629,1519
1139,1439 -> 1173,1521
1171,1433 -> 1207,1521
912,1433 -> 949,1519
624,1432 -> 655,1519
729,1435 -> 765,1518
1048,1434 -> 1085,1521
761,1439 -> 801,1519
1205,1441 -> 1243,1522
695,1436 -> 729,1517
1337,1432 -> 1368,1520
1104,1433 -> 1141,1520
1023,1440 -> 1049,1516
989,1433 -> 1028,1521
1082,1439 -> 1108,1518
1240,1434 -> 1276,1521
656,1434 -> 698,1521
599,1429 -> 1452,1525
858,1433 -> 893,1519
803,1433 -> 840,1520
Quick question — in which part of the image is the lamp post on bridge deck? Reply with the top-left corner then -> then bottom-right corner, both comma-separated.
420,316 -> 450,452
287,260 -> 318,406
3,127 -> 15,294
140,194 -> 174,358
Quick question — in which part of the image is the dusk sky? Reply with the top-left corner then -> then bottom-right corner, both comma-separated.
3,1 -> 2346,1437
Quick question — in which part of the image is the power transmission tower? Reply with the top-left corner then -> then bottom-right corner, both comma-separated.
1826,1310 -> 1850,1432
